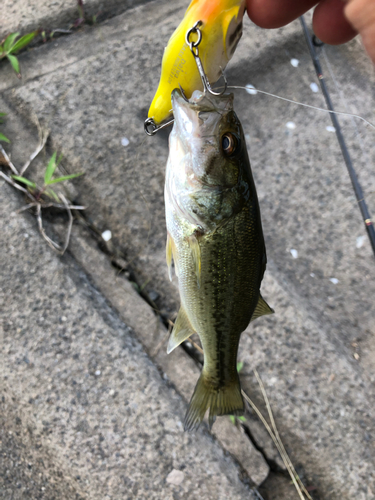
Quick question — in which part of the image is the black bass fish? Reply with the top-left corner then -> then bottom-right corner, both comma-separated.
165,88 -> 273,431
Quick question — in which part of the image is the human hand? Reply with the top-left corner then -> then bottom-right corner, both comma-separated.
246,0 -> 375,64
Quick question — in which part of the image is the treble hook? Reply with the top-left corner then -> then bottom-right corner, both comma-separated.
185,20 -> 227,97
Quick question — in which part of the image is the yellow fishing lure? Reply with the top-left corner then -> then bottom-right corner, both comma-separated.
148,0 -> 246,126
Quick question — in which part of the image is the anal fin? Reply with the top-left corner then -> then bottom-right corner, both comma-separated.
167,306 -> 195,354
251,293 -> 274,322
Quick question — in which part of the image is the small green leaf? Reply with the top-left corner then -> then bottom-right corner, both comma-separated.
238,416 -> 247,422
46,172 -> 83,185
0,133 -> 10,143
10,31 -> 38,53
7,54 -> 20,75
3,33 -> 19,53
44,152 -> 57,184
45,188 -> 60,202
229,415 -> 236,425
0,112 -> 7,117
236,361 -> 244,373
12,175 -> 36,188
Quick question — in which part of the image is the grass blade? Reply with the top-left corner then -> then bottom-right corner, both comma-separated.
45,188 -> 60,202
10,31 -> 38,53
0,133 -> 10,143
7,54 -> 20,76
44,152 -> 57,184
3,33 -> 19,53
11,175 -> 36,188
46,172 -> 83,184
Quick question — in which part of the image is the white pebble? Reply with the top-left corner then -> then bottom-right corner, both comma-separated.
109,389 -> 116,396
310,82 -> 319,93
286,121 -> 296,130
121,137 -> 130,147
290,58 -> 299,67
102,230 -> 112,242
326,126 -> 336,133
268,376 -> 278,386
310,272 -> 315,277
24,233 -> 29,238
166,469 -> 184,486
329,278 -> 339,284
95,370 -> 101,376
290,249 -> 298,259
356,235 -> 365,248
245,84 -> 258,95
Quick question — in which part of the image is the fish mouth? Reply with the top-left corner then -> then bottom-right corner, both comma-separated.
171,88 -> 233,115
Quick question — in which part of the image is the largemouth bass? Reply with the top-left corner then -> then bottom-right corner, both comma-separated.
165,88 -> 273,431
148,0 -> 246,125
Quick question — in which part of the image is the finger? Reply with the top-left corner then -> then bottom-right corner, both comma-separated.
246,0 -> 319,29
313,0 -> 358,44
345,0 -> 375,63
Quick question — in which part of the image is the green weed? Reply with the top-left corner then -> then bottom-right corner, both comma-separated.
12,151 -> 83,203
0,31 -> 38,77
0,112 -> 9,143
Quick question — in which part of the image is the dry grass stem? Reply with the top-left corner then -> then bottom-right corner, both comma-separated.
16,202 -> 38,213
60,194 -> 73,255
151,330 -> 170,357
36,204 -> 63,252
20,119 -> 49,175
0,170 -> 36,201
241,371 -> 313,500
0,144 -> 19,175
188,336 -> 204,354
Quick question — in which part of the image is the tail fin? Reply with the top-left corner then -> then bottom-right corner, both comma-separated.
184,373 -> 244,432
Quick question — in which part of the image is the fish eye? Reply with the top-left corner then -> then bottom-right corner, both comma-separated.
221,133 -> 238,156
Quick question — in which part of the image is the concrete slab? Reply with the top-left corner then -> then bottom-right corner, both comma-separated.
1,0 -> 374,498
1,0 -> 153,40
0,180 -> 260,500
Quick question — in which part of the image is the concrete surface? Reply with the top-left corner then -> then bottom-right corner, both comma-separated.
0,0 -> 154,40
1,0 -> 375,499
0,181 -> 259,500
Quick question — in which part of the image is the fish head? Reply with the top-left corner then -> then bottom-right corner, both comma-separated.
169,88 -> 245,190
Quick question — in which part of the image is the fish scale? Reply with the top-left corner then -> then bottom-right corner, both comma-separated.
165,88 -> 273,431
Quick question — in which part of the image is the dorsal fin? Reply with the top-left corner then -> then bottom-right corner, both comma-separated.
251,294 -> 274,322
167,306 -> 195,354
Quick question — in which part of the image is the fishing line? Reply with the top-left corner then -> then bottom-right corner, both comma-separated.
226,85 -> 375,131
321,46 -> 370,160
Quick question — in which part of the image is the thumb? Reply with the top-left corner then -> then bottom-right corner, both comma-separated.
344,0 -> 375,63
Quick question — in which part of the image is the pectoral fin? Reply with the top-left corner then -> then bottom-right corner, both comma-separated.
251,294 -> 274,322
167,306 -> 195,354
188,232 -> 201,288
